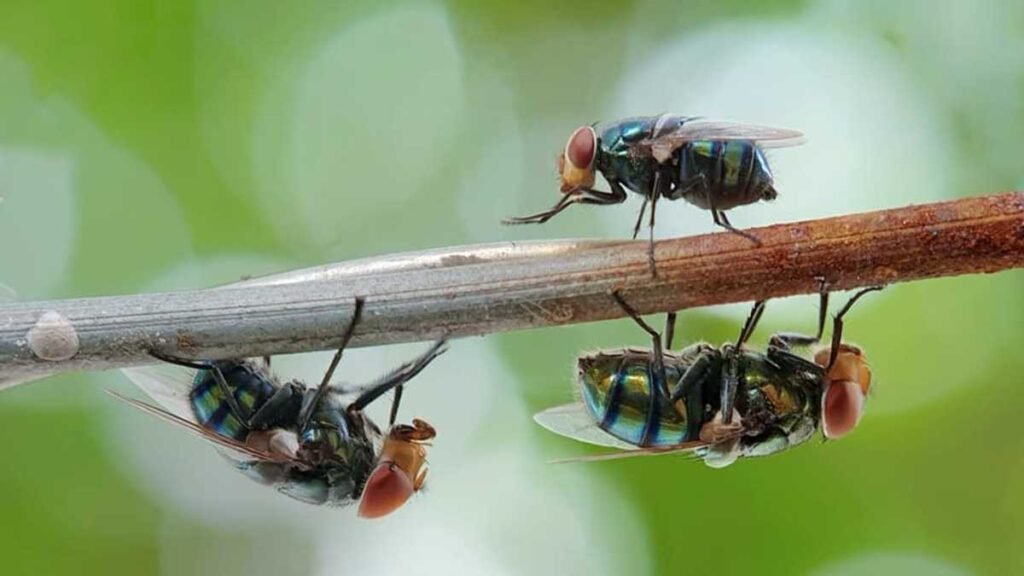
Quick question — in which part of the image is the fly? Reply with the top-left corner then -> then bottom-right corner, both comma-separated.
116,297 -> 447,518
504,115 -> 803,273
535,283 -> 879,467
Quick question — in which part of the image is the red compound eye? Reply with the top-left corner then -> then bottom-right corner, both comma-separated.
357,461 -> 414,519
565,126 -> 596,169
821,380 -> 865,439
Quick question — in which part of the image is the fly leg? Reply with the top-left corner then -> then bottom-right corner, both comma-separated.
581,180 -> 629,204
766,282 -> 882,372
610,290 -> 666,447
151,351 -> 308,430
667,346 -> 720,441
664,312 -> 677,351
578,181 -> 630,218
502,194 -> 575,225
717,298 -> 767,428
349,339 -> 449,423
610,290 -> 665,380
665,172 -> 705,201
824,286 -> 883,371
691,172 -> 760,245
245,383 -> 305,430
384,340 -> 448,426
671,173 -> 762,245
719,354 -> 741,427
736,299 -> 767,349
503,182 -> 627,225
712,207 -> 761,246
768,278 -> 830,352
149,351 -> 253,427
297,297 -> 365,430
766,279 -> 831,373
645,171 -> 668,278
631,197 -> 648,240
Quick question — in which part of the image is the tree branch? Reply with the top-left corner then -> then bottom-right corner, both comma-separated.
1,192 -> 1021,388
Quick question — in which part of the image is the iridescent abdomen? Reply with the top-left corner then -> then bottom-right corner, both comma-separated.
577,351 -> 690,447
190,361 -> 278,441
677,140 -> 775,210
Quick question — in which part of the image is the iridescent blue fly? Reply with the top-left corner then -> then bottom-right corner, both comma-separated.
535,285 -> 879,467
117,298 -> 447,518
504,115 -> 803,270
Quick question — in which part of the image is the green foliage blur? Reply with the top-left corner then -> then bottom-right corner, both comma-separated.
1,1 -> 1022,575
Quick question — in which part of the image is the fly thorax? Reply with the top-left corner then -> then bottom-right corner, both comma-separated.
350,410 -> 384,446
300,413 -> 351,462
345,440 -> 379,498
298,426 -> 340,466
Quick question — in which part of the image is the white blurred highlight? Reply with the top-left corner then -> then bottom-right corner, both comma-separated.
0,148 -> 74,298
251,5 -> 466,253
0,47 -> 191,407
457,71 -> 527,242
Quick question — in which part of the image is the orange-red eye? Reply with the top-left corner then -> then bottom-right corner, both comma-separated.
821,380 -> 865,439
565,126 -> 596,170
357,461 -> 414,519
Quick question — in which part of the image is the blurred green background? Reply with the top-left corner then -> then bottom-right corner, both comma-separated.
1,1 -> 1022,575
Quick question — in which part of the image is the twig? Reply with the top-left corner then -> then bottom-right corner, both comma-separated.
1,192 -> 1021,388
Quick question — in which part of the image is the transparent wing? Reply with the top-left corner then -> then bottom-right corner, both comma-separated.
106,390 -> 305,467
535,403 -> 748,465
637,120 -> 805,162
549,441 -> 710,464
652,120 -> 805,145
120,362 -> 199,421
533,403 -> 636,450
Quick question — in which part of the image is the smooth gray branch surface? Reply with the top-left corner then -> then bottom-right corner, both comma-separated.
1,192 -> 1022,388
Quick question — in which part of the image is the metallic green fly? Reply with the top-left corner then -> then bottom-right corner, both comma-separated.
505,115 -> 804,271
118,298 -> 447,517
535,284 -> 879,467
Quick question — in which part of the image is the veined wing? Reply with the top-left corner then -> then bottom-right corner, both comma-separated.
122,355 -> 360,412
120,362 -> 199,420
106,390 -> 305,468
535,402 -> 746,465
118,360 -> 304,468
549,441 -> 710,464
533,403 -> 637,450
636,120 -> 805,163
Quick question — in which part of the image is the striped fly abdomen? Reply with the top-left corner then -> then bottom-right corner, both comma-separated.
189,361 -> 278,441
676,140 -> 776,211
577,352 -> 690,447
